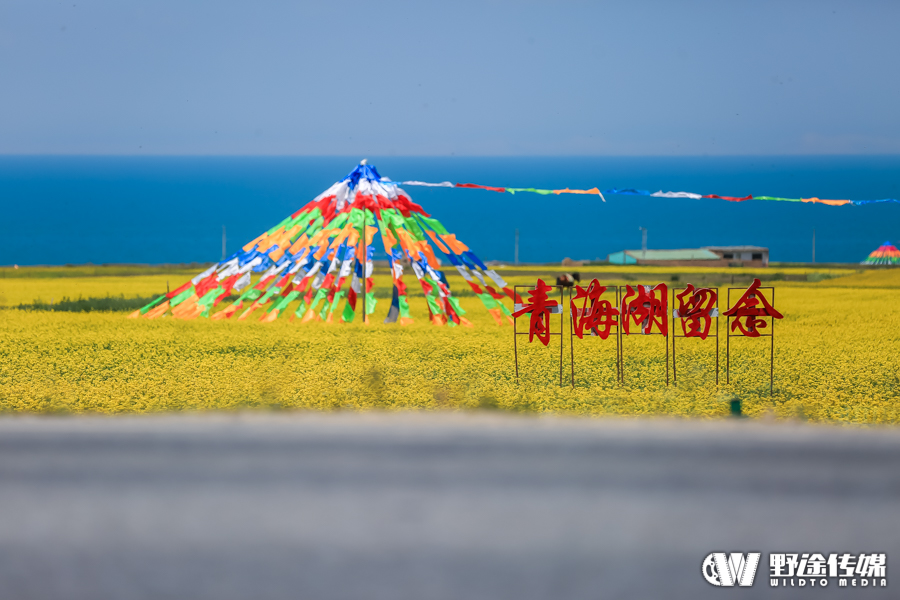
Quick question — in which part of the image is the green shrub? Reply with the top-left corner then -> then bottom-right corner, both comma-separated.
16,294 -> 164,313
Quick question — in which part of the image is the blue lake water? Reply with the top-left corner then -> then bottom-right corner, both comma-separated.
1,155 -> 898,266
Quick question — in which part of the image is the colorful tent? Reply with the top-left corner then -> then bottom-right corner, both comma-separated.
130,161 -> 518,326
862,241 -> 900,265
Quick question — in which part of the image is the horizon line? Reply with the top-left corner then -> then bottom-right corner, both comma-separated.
3,152 -> 900,159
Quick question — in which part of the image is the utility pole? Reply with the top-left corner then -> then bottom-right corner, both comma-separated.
222,226 -> 227,262
514,229 -> 520,265
639,227 -> 648,259
812,228 -> 816,264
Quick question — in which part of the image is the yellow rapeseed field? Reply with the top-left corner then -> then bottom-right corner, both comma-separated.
1,266 -> 898,424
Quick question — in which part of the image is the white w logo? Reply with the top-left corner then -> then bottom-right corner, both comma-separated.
702,552 -> 761,587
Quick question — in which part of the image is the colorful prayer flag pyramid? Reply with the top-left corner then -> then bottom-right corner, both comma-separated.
130,161 -> 517,326
862,241 -> 900,265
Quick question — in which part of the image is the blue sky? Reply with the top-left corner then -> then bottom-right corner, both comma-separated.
1,0 -> 898,155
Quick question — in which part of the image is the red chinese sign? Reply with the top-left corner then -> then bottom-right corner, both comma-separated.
570,279 -> 619,340
723,278 -> 783,337
674,285 -> 717,339
512,279 -> 559,346
621,284 -> 668,336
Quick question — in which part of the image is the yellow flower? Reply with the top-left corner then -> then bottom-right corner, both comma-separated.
0,266 -> 897,424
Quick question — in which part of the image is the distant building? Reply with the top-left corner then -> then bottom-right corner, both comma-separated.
608,246 -> 768,267
703,246 -> 769,267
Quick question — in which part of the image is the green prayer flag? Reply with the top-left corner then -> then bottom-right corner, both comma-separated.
271,290 -> 300,313
383,209 -> 405,229
418,215 -> 449,235
424,294 -> 442,314
342,301 -> 356,323
139,294 -> 167,315
170,287 -> 195,308
198,286 -> 225,309
328,290 -> 347,314
507,188 -> 554,195
329,212 -> 349,230
348,208 -> 365,229
242,288 -> 263,302
307,288 -> 328,313
266,216 -> 291,236
477,293 -> 498,310
256,286 -> 282,307
365,292 -> 377,315
448,296 -> 466,316
401,216 -> 426,241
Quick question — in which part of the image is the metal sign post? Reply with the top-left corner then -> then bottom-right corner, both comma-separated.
513,283 -> 565,386
726,285 -> 777,394
618,284 -> 669,386
569,284 -> 621,388
671,286 -> 720,386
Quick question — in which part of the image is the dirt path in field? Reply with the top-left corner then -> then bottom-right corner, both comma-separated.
0,413 -> 897,599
